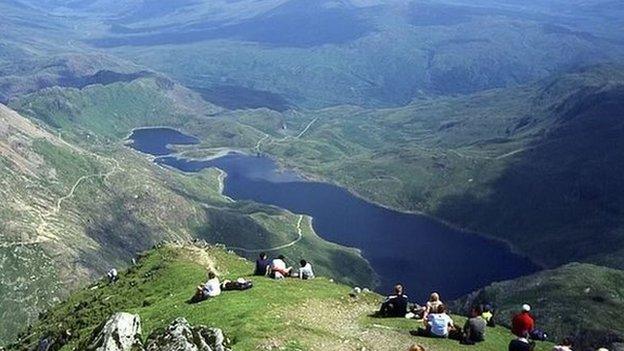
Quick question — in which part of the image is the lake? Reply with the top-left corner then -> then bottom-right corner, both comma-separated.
128,127 -> 538,300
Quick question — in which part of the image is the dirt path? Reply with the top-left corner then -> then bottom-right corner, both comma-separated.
253,117 -> 319,153
295,118 -> 318,138
227,215 -> 306,253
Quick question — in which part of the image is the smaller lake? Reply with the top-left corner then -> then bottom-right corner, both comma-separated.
128,127 -> 538,301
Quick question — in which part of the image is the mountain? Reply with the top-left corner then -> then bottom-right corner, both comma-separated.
6,244 -> 554,351
454,263 -> 624,350
0,102 -> 373,344
225,65 -> 624,271
6,0 -> 624,108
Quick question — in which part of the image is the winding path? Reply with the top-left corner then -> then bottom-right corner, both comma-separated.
226,215 -> 306,253
253,117 -> 319,153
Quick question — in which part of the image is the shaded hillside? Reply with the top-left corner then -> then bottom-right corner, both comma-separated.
7,244 -> 553,351
453,263 -> 624,350
220,65 -> 624,271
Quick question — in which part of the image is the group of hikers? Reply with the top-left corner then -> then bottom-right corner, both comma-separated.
192,252 -> 315,302
189,257 -> 606,351
376,283 -> 591,351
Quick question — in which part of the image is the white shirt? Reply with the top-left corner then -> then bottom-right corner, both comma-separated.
299,263 -> 314,279
203,278 -> 221,297
428,313 -> 454,336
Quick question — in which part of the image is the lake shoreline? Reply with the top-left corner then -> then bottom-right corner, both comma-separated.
264,154 -> 546,271
126,126 -> 543,298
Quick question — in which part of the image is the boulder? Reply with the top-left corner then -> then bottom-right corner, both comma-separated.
87,312 -> 142,351
144,318 -> 229,351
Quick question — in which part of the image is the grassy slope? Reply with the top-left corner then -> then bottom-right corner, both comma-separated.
0,103 -> 374,344
9,245 -> 553,351
453,263 -> 624,349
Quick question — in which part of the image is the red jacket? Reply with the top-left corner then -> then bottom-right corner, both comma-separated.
512,312 -> 535,337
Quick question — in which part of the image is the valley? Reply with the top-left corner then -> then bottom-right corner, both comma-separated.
1,0 -> 624,349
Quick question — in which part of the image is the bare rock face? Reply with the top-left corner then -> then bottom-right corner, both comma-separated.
87,312 -> 143,351
144,318 -> 229,351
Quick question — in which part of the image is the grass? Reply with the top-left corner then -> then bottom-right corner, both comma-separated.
9,245 -> 554,351
0,105 -> 374,344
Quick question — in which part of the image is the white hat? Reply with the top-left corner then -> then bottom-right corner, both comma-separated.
522,304 -> 531,312
596,348 -> 609,351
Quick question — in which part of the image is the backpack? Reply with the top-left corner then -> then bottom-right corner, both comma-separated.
221,279 -> 253,291
530,329 -> 548,341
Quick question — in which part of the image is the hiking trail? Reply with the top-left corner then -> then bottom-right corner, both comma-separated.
226,215 -> 306,253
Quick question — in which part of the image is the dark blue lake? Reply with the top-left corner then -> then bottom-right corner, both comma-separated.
128,127 -> 538,300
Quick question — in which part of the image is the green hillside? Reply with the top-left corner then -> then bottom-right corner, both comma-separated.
218,65 -> 624,271
7,244 -> 553,351
454,263 -> 624,350
0,103 -> 373,344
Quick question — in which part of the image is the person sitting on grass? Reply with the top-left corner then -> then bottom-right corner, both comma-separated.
512,304 -> 535,337
298,259 -> 315,280
482,304 -> 495,327
553,337 -> 574,351
509,333 -> 535,351
423,292 -> 444,319
254,252 -> 271,276
461,306 -> 486,344
421,304 -> 456,338
270,255 -> 292,279
378,284 -> 409,317
408,344 -> 426,351
193,271 -> 221,301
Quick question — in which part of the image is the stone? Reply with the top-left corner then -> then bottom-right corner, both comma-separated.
87,312 -> 142,351
144,318 -> 229,351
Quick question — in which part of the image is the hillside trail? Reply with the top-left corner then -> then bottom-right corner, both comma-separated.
28,136 -> 124,247
226,215 -> 306,253
254,117 -> 318,153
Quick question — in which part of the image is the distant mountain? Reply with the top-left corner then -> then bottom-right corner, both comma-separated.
239,65 -> 624,271
454,263 -> 624,350
6,0 -> 624,108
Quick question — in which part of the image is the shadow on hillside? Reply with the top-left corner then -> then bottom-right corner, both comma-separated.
433,84 -> 624,268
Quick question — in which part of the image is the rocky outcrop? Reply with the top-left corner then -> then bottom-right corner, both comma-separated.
87,312 -> 142,351
144,318 -> 229,351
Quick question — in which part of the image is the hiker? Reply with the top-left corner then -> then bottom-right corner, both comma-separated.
512,304 -> 535,337
482,304 -> 495,327
378,284 -> 409,317
509,335 -> 535,351
269,255 -> 292,279
462,306 -> 486,343
194,271 -> 221,301
254,252 -> 271,276
419,304 -> 456,338
553,337 -> 573,351
423,292 -> 444,318
107,268 -> 118,284
298,259 -> 315,280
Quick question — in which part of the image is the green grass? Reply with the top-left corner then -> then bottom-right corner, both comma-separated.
9,245 -> 553,351
453,263 -> 624,349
